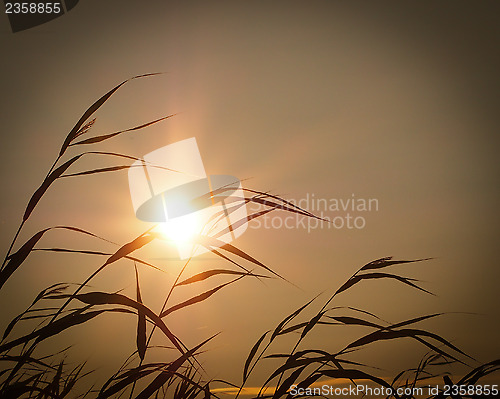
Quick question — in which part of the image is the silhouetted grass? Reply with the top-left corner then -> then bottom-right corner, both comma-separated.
0,75 -> 498,398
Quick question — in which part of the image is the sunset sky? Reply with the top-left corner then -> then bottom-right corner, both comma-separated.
1,0 -> 499,392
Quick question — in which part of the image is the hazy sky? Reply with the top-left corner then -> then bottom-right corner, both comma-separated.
1,0 -> 499,391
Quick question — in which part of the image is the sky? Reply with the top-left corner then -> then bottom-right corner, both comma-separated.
1,0 -> 499,393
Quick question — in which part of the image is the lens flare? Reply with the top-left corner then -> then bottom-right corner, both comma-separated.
158,212 -> 202,246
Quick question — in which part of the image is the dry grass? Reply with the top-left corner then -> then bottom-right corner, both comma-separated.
0,75 -> 498,398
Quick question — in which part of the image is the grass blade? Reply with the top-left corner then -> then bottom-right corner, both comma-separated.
62,165 -> 131,177
160,277 -> 243,318
272,365 -> 306,398
0,229 -> 49,289
59,73 -> 161,156
73,118 -> 96,140
135,335 -> 217,399
344,328 -> 469,361
271,296 -> 318,342
319,369 -> 393,389
23,156 -> 82,222
300,311 -> 327,340
360,256 -> 432,271
0,306 -> 99,352
135,265 -> 147,361
176,269 -> 269,287
336,272 -> 433,296
70,114 -> 177,146
52,291 -> 185,354
243,331 -> 269,382
32,247 -> 165,273
195,235 -> 287,281
104,234 -> 156,266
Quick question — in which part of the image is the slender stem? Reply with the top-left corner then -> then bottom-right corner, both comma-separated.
0,221 -> 24,272
49,226 -> 155,324
128,256 -> 192,398
16,229 -> 155,389
1,155 -> 61,272
272,270 -> 360,393
235,338 -> 273,399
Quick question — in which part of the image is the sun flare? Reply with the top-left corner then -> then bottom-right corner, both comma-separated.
158,212 -> 202,246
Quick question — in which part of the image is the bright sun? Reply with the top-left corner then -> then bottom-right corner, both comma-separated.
158,213 -> 202,246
